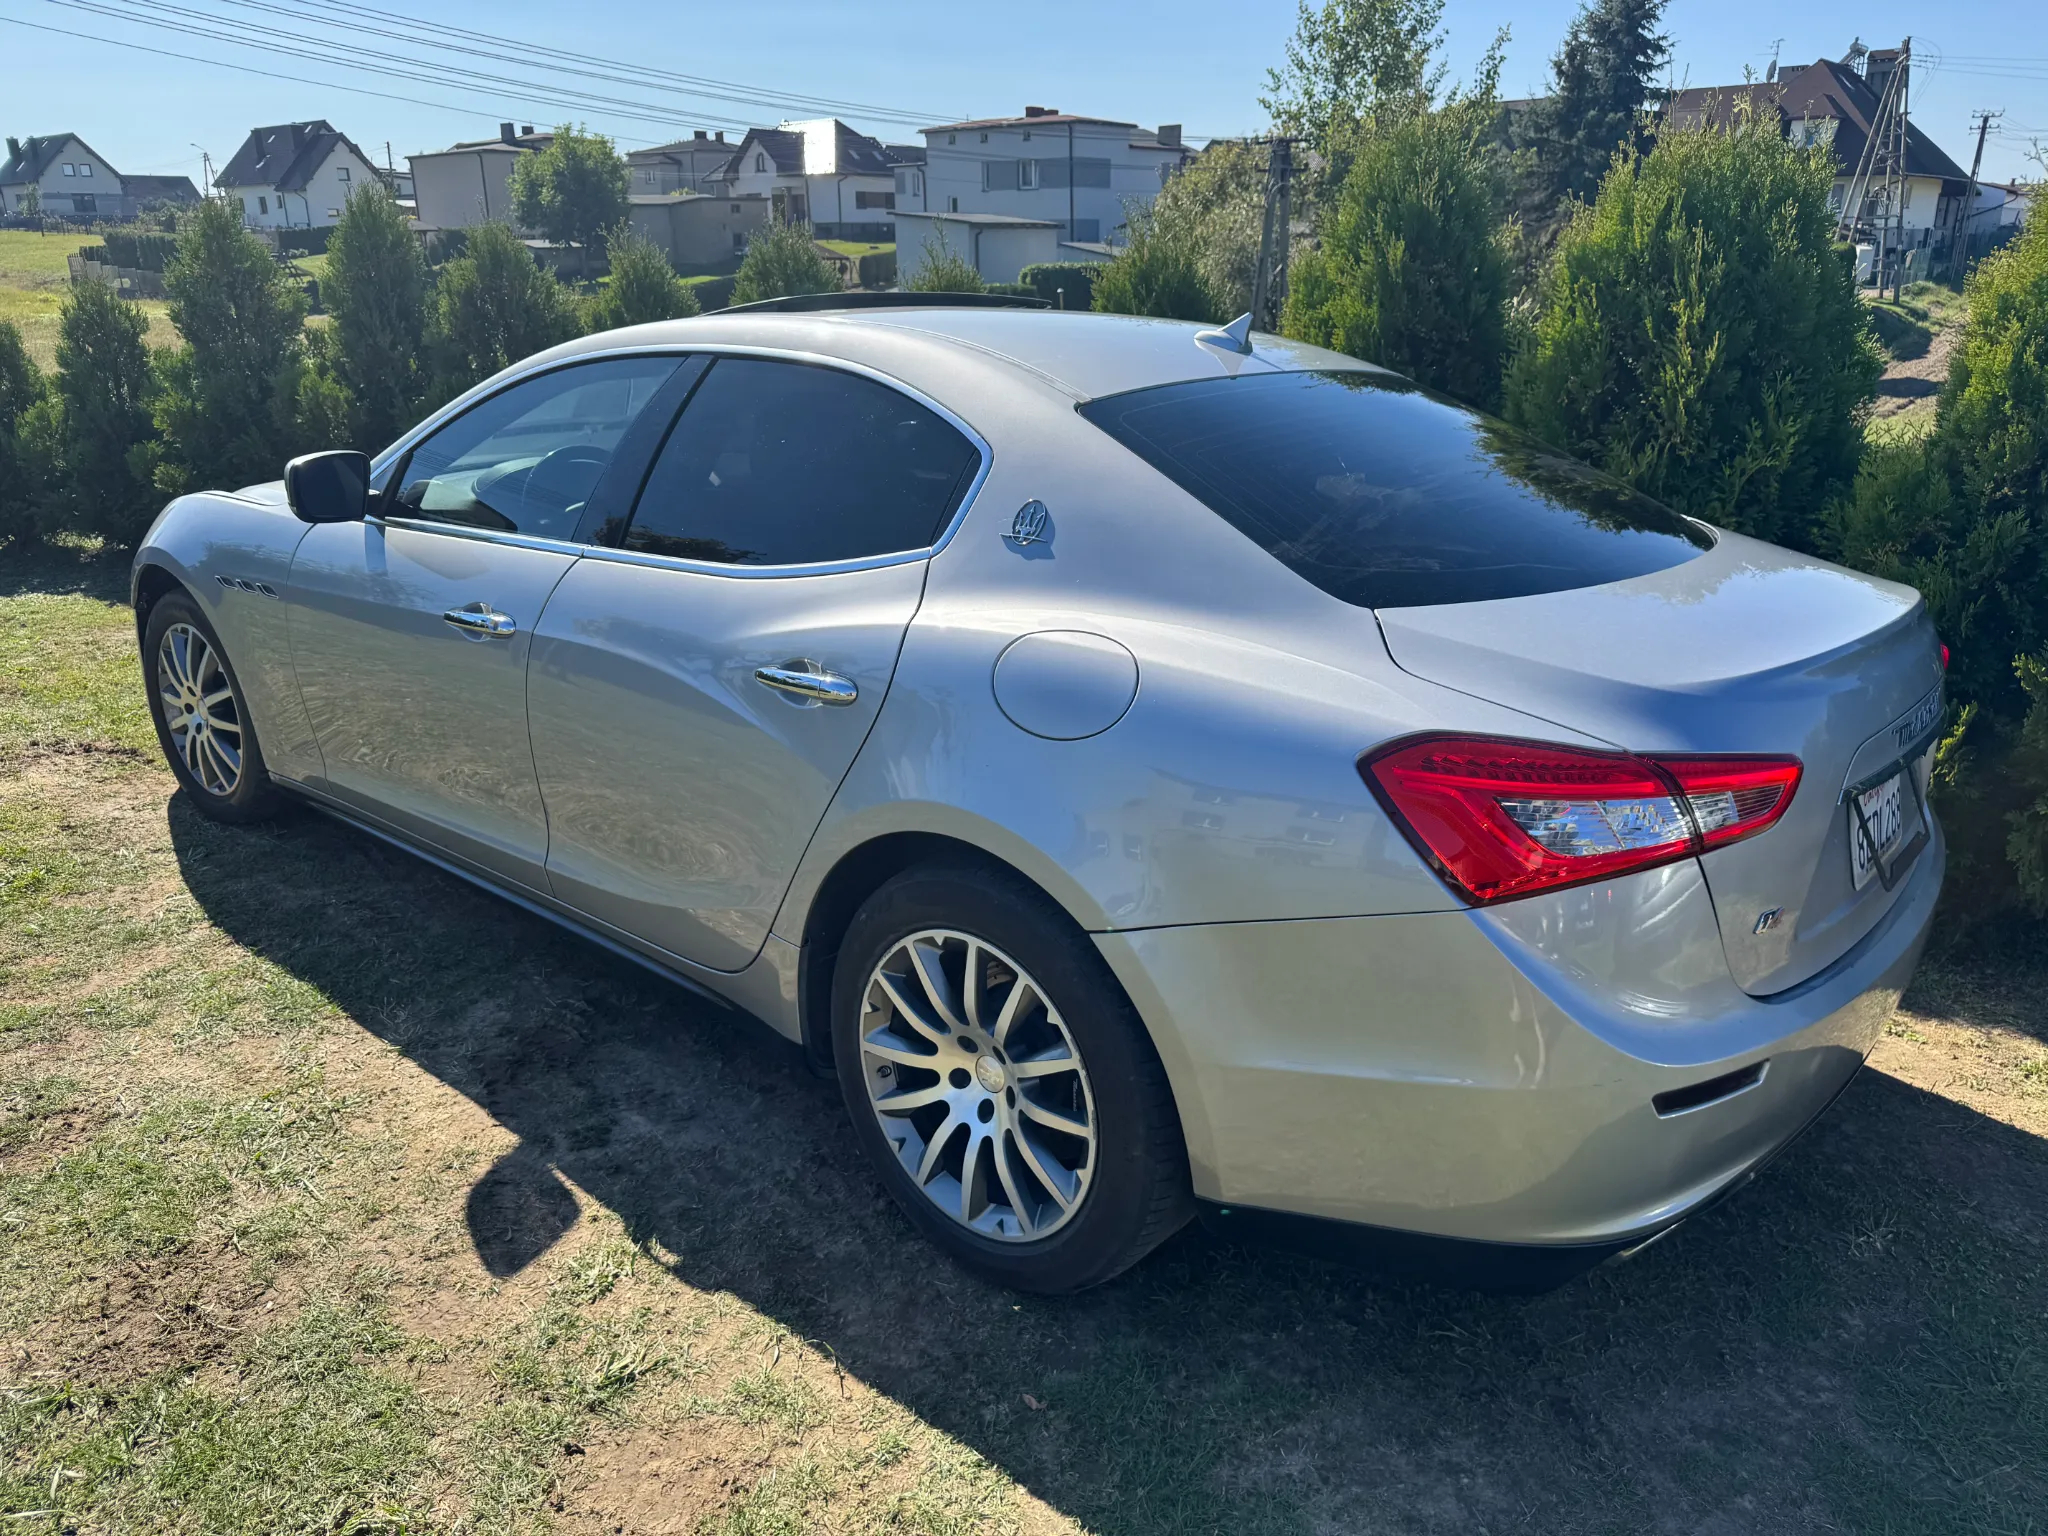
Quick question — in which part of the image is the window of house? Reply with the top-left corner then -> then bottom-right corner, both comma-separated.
258,195 -> 268,214
731,202 -> 741,212
1071,218 -> 1101,242
948,196 -> 958,212
947,133 -> 956,145
913,170 -> 924,198
337,166 -> 349,183
72,193 -> 96,214
979,132 -> 989,143
78,162 -> 91,177
1018,159 -> 1040,190
621,358 -> 980,567
62,163 -> 75,177
755,152 -> 766,172
1022,130 -> 1031,141
393,357 -> 686,540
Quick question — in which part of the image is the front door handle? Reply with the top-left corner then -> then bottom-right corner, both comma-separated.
754,660 -> 858,707
443,602 -> 517,638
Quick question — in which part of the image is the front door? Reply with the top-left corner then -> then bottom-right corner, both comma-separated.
286,354 -> 690,889
527,355 -> 986,970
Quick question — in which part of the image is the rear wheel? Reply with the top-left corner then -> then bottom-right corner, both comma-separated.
143,591 -> 283,823
832,864 -> 1191,1293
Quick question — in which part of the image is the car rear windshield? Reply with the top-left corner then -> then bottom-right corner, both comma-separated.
1078,370 -> 1713,610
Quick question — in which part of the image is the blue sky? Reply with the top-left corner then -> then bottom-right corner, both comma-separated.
4,0 -> 2044,189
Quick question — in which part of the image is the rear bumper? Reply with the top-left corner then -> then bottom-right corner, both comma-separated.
1095,822 -> 1942,1266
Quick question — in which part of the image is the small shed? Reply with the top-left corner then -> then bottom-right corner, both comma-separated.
627,191 -> 769,269
894,210 -> 1064,285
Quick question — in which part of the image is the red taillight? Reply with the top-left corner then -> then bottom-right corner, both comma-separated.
1360,735 -> 1801,905
1941,643 -> 1951,671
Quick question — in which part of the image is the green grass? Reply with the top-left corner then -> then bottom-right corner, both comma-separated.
818,240 -> 893,259
0,545 -> 2044,1532
0,229 -> 178,368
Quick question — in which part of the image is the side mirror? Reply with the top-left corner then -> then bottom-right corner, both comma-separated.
284,450 -> 371,524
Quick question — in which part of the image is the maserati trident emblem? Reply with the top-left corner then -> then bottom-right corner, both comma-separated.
1006,500 -> 1049,546
1753,907 -> 1784,935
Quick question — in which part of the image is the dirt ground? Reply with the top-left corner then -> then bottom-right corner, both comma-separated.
3,546 -> 2045,1534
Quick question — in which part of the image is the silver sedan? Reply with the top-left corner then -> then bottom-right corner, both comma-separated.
131,299 -> 1945,1293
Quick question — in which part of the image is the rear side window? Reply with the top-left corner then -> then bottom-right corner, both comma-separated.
1078,370 -> 1713,610
622,358 -> 980,567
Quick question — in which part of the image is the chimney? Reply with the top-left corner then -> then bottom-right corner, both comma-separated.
1156,124 -> 1182,148
1024,105 -> 1056,118
499,122 -> 516,144
5,137 -> 19,163
694,129 -> 707,140
520,125 -> 534,137
715,130 -> 726,142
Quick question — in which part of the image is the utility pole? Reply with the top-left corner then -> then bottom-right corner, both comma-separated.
1950,109 -> 2002,281
1249,136 -> 1294,329
1890,40 -> 1911,299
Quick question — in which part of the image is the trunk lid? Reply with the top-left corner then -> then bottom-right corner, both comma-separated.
1375,531 -> 1944,995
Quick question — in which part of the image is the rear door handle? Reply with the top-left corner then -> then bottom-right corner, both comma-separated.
754,660 -> 858,707
443,602 -> 517,638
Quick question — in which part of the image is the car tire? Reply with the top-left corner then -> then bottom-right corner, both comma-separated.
832,862 -> 1192,1293
142,589 -> 285,824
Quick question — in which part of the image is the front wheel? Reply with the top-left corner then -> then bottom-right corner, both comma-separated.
142,590 -> 284,823
832,864 -> 1191,1293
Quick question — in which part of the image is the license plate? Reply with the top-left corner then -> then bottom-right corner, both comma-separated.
1850,772 -> 1907,890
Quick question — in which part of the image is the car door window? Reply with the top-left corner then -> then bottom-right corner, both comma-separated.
621,358 -> 981,566
392,357 -> 684,540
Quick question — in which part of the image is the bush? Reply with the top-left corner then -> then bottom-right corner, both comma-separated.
90,229 -> 179,272
1091,208 -> 1218,322
428,222 -> 581,401
1018,262 -> 1100,311
153,198 -> 309,495
855,248 -> 897,288
0,321 -> 44,544
1282,103 -> 1508,406
1150,139 -> 1270,318
52,279 -> 160,544
1505,115 -> 1881,547
903,223 -> 983,292
729,222 -> 841,305
324,183 -> 430,452
587,225 -> 700,331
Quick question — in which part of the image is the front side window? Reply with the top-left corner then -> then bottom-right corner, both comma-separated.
258,195 -> 268,214
392,357 -> 684,539
1018,159 -> 1040,190
1080,370 -> 1713,610
622,358 -> 979,567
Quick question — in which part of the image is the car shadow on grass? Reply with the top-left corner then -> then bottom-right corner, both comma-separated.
168,793 -> 2048,1536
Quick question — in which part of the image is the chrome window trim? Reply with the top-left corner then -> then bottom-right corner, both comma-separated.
370,340 -> 993,581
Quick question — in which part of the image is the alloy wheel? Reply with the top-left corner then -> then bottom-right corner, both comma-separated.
858,929 -> 1096,1241
157,622 -> 244,796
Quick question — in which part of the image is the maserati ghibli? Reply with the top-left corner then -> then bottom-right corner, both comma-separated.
131,297 -> 1944,1293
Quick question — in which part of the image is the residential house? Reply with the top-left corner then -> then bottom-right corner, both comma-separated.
1,134 -> 200,218
628,132 -> 739,196
1969,179 -> 2036,232
627,190 -> 769,267
217,120 -> 381,230
712,119 -> 906,239
909,107 -> 1193,248
1666,50 -> 1970,263
895,210 -> 1112,285
408,124 -> 552,233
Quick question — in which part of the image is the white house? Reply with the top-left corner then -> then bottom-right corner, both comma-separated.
1969,180 -> 2036,232
628,132 -> 740,196
1,134 -> 199,218
409,125 -> 552,234
908,108 -> 1192,246
217,120 -> 381,230
712,119 -> 905,238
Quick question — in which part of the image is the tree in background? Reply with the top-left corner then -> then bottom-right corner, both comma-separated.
1147,139 -> 1268,317
902,222 -> 983,292
509,125 -> 629,280
428,222 -> 581,400
1518,0 -> 1670,208
0,321 -> 44,544
1260,0 -> 1447,153
586,224 -> 700,330
324,182 -> 430,450
729,221 -> 840,305
153,196 -> 309,495
1282,91 -> 1509,406
52,280 -> 160,544
1505,116 -> 1879,548
1090,206 -> 1218,322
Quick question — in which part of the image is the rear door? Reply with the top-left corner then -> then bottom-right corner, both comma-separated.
287,355 -> 692,888
527,355 -> 986,972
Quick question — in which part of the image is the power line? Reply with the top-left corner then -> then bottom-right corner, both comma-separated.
0,11 -> 661,145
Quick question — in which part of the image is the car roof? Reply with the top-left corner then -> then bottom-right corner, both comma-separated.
550,306 -> 1376,402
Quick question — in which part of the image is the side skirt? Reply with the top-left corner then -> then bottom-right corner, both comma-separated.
276,777 -> 802,1039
